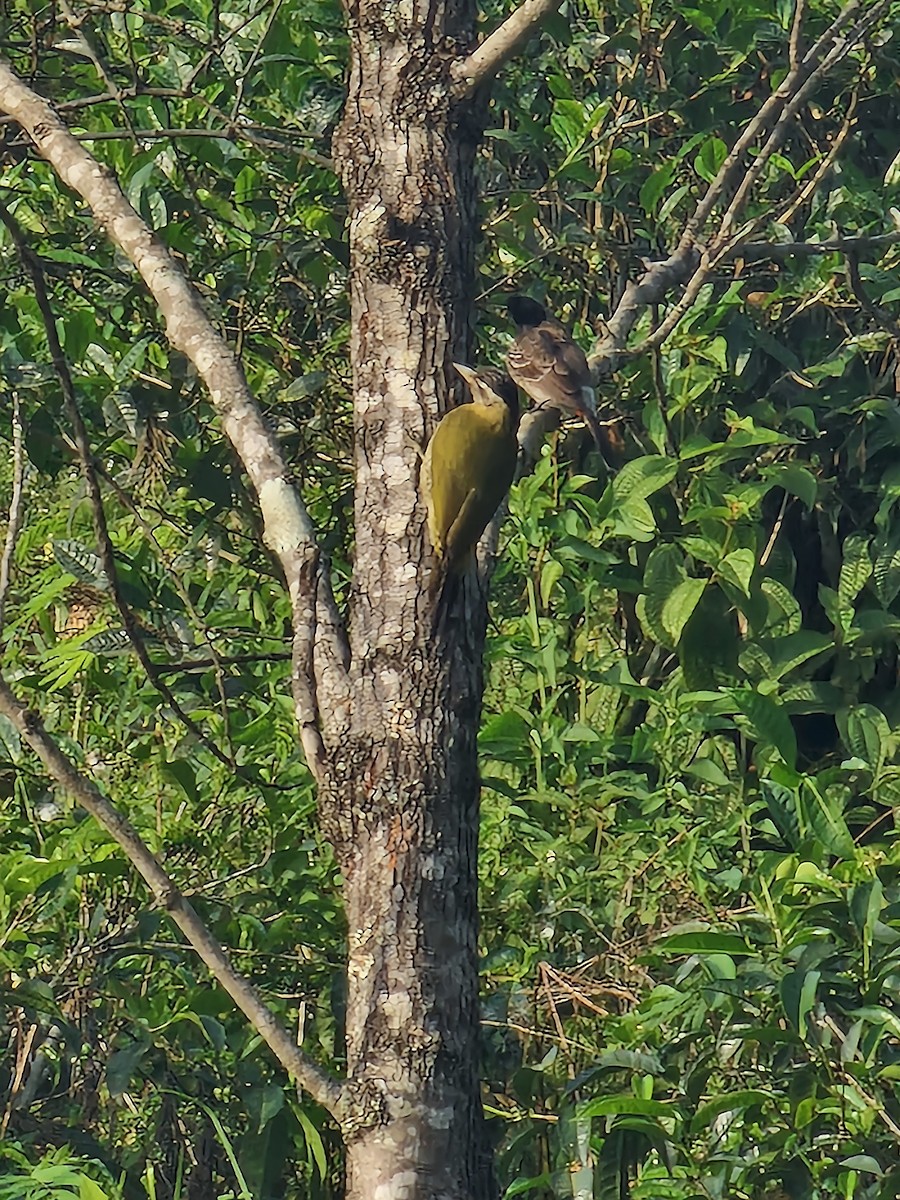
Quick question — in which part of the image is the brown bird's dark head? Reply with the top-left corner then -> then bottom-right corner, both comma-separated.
453,363 -> 520,422
507,295 -> 548,329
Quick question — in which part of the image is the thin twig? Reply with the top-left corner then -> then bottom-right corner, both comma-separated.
0,199 -> 242,775
715,2 -> 888,244
65,125 -> 333,167
601,1 -> 887,368
588,0 -> 883,377
736,229 -> 900,262
845,252 -> 900,340
154,652 -> 292,675
60,0 -> 137,141
0,674 -> 345,1118
0,392 -> 26,636
777,87 -> 858,225
760,490 -> 790,569
789,0 -> 806,70
230,0 -> 284,121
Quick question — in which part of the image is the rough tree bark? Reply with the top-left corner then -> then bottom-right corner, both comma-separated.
324,0 -> 493,1191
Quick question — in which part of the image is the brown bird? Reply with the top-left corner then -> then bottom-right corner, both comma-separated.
506,295 -> 613,468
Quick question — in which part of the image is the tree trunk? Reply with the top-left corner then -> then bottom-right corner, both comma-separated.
328,0 -> 492,1194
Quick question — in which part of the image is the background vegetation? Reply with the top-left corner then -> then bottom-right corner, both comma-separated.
2,0 -> 900,1196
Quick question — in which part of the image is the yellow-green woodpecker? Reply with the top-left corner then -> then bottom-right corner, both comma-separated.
422,363 -> 520,598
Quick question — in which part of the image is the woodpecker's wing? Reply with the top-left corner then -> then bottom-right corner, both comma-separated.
424,404 -> 517,571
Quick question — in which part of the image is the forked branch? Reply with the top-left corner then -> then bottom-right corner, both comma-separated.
0,58 -> 349,778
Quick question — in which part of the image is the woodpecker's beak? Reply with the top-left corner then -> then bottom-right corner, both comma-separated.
452,362 -> 477,388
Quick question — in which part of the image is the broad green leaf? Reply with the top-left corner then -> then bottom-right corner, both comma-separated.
540,558 -> 564,606
79,1179 -> 111,1200
731,688 -> 797,767
657,931 -> 753,956
52,540 -> 109,591
764,631 -> 833,679
767,463 -> 818,510
661,577 -> 706,644
611,455 -> 679,504
839,704 -> 890,775
690,1090 -> 776,1132
839,533 -> 872,603
579,1096 -> 678,1119
759,578 -> 801,636
800,779 -> 855,858
718,548 -> 755,596
872,533 -> 900,605
297,1108 -> 328,1180
694,136 -> 727,183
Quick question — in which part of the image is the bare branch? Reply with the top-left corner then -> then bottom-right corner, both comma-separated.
60,0 -> 138,141
736,230 -> 900,262
451,0 -> 563,96
845,254 -> 900,340
0,674 -> 345,1119
0,58 -> 350,778
65,125 -> 333,166
789,0 -> 807,70
681,0 -> 865,250
0,392 -> 26,636
588,0 -> 887,377
776,87 -> 858,225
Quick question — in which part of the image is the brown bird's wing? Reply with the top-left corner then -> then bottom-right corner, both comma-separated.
507,323 -> 590,411
507,321 -> 616,465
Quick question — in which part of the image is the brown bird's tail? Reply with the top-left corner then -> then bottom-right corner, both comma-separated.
579,405 -> 616,472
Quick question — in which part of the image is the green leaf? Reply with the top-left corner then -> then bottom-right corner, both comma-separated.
839,1156 -> 884,1177
718,548 -> 755,596
52,540 -> 109,591
768,463 -> 818,510
106,1041 -> 147,1097
296,1107 -> 328,1180
611,455 -> 679,504
690,1090 -> 776,1133
550,98 -> 589,151
79,1180 -> 112,1200
780,968 -> 820,1038
540,558 -> 563,606
839,533 -> 872,603
764,631 -> 833,679
731,688 -> 797,767
872,533 -> 900,605
800,779 -> 855,858
661,577 -> 706,644
759,578 -> 802,636
640,161 -> 676,215
657,931 -> 753,956
579,1096 -> 678,1118
694,136 -> 728,183
839,704 -> 890,774
637,544 -> 685,646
